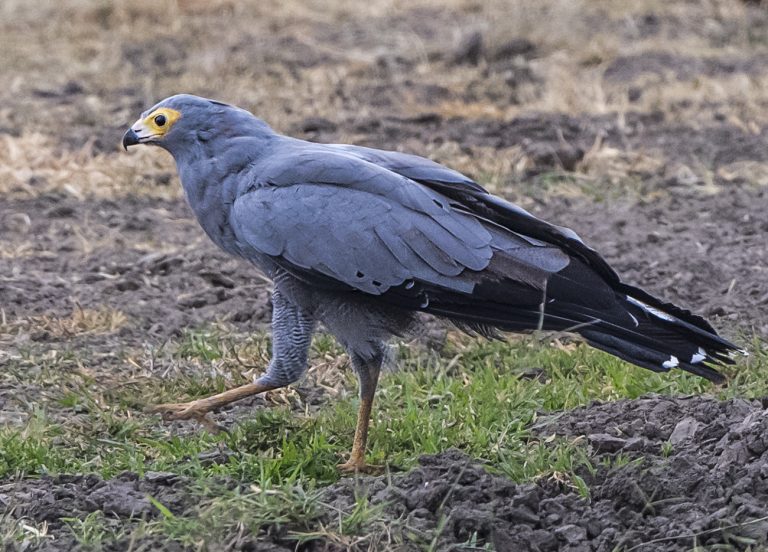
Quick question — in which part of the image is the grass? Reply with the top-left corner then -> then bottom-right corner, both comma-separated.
1,328 -> 766,549
1,306 -> 128,339
0,330 -> 743,481
61,511 -> 127,549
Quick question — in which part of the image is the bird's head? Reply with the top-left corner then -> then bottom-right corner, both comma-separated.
122,94 -> 269,158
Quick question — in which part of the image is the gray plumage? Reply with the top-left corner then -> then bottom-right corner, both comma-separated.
124,94 -> 740,393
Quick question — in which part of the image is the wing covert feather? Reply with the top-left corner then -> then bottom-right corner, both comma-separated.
231,184 -> 493,294
233,147 -> 572,297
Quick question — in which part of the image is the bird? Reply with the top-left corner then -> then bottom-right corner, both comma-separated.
123,94 -> 742,473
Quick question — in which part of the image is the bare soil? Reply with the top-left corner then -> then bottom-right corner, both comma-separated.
1,472 -> 194,552
319,396 -> 768,552
2,194 -> 273,344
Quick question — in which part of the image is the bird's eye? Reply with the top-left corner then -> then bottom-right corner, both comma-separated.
154,114 -> 167,127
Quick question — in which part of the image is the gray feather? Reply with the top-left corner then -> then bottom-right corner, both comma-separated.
231,173 -> 497,294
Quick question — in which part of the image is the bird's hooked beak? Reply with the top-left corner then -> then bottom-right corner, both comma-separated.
122,128 -> 140,150
122,118 -> 159,150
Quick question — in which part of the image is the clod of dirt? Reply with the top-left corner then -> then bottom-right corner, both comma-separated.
537,396 -> 768,550
524,141 -> 585,171
317,396 -> 768,551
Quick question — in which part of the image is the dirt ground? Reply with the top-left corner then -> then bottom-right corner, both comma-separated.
2,0 -> 768,550
321,396 -> 768,552
4,396 -> 768,551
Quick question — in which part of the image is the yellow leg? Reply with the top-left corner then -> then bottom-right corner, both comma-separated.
338,360 -> 381,474
148,382 -> 275,432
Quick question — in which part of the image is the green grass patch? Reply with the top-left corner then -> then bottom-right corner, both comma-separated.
2,333 -> 765,482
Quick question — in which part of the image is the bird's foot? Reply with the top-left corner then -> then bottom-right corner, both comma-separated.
336,459 -> 384,475
147,401 -> 226,433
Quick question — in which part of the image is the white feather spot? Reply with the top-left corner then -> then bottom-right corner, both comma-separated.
691,347 -> 707,364
626,296 -> 676,322
628,313 -> 639,327
662,355 -> 679,369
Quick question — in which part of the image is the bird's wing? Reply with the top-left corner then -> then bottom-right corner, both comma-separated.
331,143 -> 597,263
231,148 -> 568,296
330,144 -> 489,193
283,144 -> 723,337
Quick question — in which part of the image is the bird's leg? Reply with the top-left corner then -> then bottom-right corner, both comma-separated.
148,289 -> 316,432
338,352 -> 383,474
147,382 -> 276,432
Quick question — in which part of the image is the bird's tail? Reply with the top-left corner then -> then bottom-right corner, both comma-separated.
429,263 -> 743,383
540,258 -> 743,383
568,296 -> 738,383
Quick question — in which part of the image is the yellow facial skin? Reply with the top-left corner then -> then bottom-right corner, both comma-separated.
129,107 -> 181,142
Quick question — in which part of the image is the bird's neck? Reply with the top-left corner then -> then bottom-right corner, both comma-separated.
174,135 -> 270,255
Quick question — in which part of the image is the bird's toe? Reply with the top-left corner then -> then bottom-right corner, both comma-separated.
336,461 -> 384,475
147,402 -> 226,433
146,402 -> 192,417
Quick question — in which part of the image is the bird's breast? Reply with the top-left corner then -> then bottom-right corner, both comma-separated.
178,160 -> 243,256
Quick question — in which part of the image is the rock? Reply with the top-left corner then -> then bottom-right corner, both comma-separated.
554,523 -> 587,545
669,417 -> 701,445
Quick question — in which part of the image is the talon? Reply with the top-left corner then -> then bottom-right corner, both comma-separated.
145,382 -> 274,433
195,413 -> 227,434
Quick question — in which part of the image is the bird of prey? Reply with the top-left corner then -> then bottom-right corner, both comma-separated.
123,94 -> 741,472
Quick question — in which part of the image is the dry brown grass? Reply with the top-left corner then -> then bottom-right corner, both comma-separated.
1,306 -> 128,339
0,134 -> 179,200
